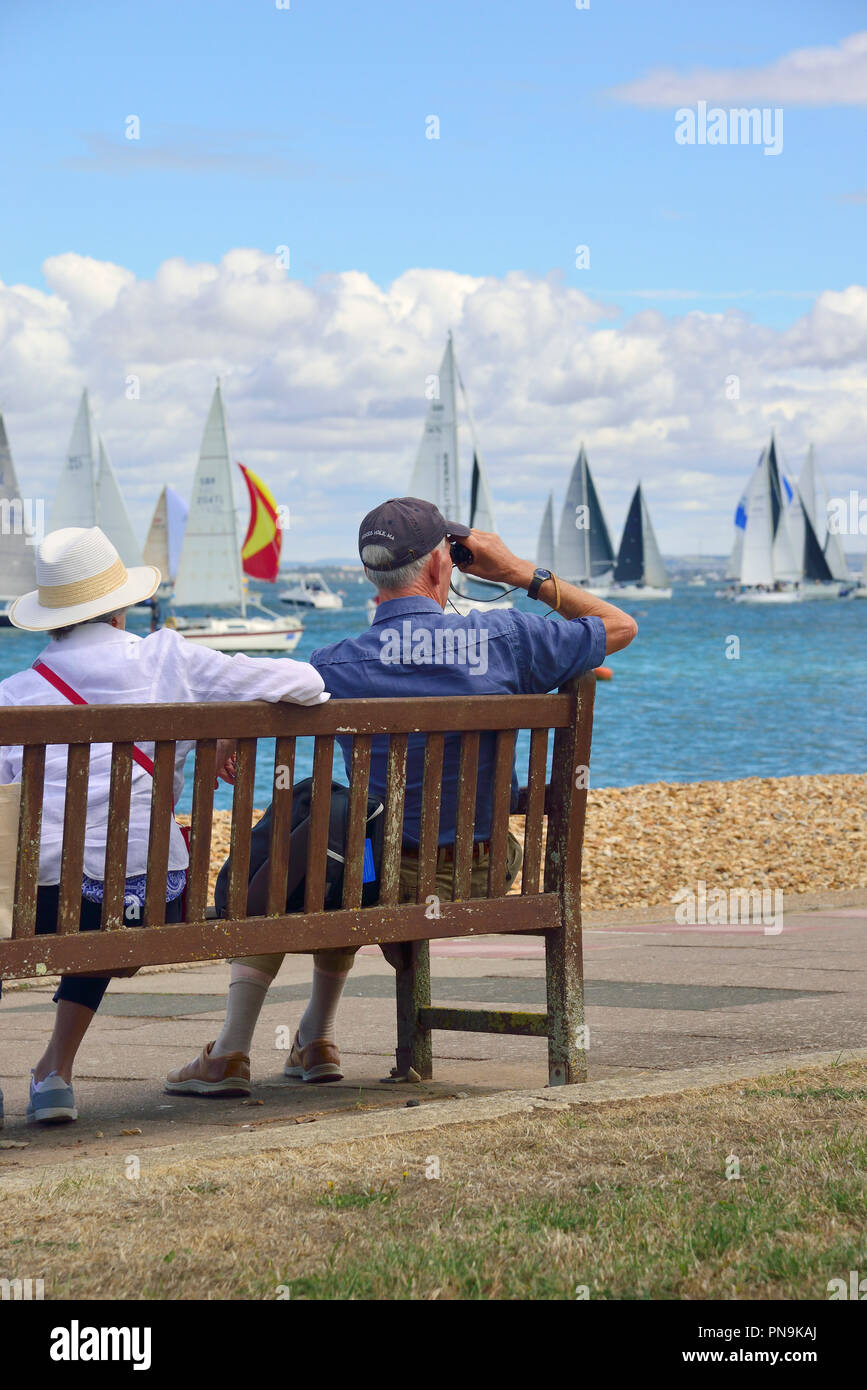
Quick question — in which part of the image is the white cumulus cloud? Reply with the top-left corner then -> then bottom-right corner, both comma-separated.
0,250 -> 865,561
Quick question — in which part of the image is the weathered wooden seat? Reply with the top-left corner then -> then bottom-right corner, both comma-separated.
0,674 -> 595,1086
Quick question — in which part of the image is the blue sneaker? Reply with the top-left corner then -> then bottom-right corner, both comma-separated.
27,1071 -> 78,1124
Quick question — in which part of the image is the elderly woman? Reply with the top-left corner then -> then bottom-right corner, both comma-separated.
0,526 -> 327,1126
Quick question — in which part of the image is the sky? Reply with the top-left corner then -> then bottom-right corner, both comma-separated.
0,0 -> 866,560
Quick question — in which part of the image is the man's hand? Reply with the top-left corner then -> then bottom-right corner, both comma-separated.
453,530 -> 533,588
215,738 -> 237,788
454,528 -> 637,655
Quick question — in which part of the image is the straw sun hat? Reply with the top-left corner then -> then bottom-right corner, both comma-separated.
9,527 -> 161,632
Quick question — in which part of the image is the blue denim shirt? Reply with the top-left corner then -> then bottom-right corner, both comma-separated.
311,598 -> 605,846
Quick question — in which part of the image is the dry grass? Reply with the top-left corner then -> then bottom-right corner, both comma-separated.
180,771 -> 867,912
2,1061 -> 864,1301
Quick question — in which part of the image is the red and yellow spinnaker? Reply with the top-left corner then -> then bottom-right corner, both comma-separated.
239,463 -> 282,582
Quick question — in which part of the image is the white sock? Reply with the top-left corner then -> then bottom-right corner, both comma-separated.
297,961 -> 352,1046
212,965 -> 277,1057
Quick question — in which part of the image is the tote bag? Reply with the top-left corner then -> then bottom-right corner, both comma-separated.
0,782 -> 21,941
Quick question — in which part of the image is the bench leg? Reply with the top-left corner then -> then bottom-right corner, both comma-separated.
381,940 -> 433,1080
545,919 -> 587,1086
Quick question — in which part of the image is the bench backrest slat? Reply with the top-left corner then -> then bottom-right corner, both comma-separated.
416,732 -> 445,903
103,742 -> 134,930
13,743 -> 45,939
522,726 -> 549,896
340,734 -> 371,911
265,734 -> 296,917
379,732 -> 409,907
58,743 -> 91,933
224,737 -> 257,921
304,735 -> 335,913
186,738 -> 218,923
452,731 -> 480,901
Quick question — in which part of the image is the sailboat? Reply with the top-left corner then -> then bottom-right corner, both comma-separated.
536,491 -> 556,570
406,332 -> 513,618
730,443 -> 801,603
0,413 -> 37,626
555,445 -> 616,595
50,389 -> 143,563
170,383 -> 303,652
610,484 -> 672,600
854,551 -> 867,599
142,486 -> 188,600
789,445 -> 849,598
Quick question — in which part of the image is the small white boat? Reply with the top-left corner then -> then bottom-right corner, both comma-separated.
172,610 -> 302,652
687,575 -> 707,588
610,583 -> 673,601
854,551 -> 867,598
279,573 -> 343,610
733,587 -> 801,604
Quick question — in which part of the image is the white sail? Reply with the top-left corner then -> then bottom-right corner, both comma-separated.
771,501 -> 800,580
96,437 -> 143,567
739,453 -> 775,587
468,452 -> 497,533
799,446 -> 849,582
409,334 -> 460,521
726,486 -> 748,580
556,445 -> 615,583
536,491 -> 556,569
142,488 -> 170,578
50,389 -> 98,532
173,383 -> 245,612
144,485 -> 187,582
0,413 -> 37,599
639,489 -> 668,588
557,447 -> 590,580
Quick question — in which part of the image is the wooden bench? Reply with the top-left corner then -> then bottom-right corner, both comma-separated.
0,674 -> 595,1086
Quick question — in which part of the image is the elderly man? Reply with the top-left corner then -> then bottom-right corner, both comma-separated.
167,497 -> 636,1092
0,526 -> 328,1126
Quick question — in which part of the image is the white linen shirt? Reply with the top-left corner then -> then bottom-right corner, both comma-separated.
0,623 -> 329,885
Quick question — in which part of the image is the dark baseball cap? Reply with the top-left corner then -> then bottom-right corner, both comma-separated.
358,497 -> 469,570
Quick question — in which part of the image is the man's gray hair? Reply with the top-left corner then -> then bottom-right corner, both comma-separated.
50,609 -> 127,641
362,539 -> 447,591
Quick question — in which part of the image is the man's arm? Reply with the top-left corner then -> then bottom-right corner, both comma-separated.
456,530 -> 638,655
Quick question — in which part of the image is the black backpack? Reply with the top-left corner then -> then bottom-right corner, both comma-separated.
214,777 -> 385,918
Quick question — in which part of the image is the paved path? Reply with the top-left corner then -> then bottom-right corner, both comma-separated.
1,905 -> 863,1173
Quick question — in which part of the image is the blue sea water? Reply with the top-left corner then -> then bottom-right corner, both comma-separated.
1,586 -> 864,815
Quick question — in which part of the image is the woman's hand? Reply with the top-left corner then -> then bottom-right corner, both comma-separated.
215,738 -> 237,787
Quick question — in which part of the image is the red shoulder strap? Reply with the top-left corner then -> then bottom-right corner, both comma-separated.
33,661 -> 156,778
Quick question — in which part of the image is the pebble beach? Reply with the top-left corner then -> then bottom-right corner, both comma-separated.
179,771 -> 866,914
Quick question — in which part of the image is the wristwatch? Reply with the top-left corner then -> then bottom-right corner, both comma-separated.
527,567 -> 553,601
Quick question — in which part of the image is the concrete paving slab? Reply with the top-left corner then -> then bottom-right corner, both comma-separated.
1,906 -> 863,1174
